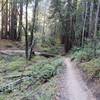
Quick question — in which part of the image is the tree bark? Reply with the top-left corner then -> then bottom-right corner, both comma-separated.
29,0 -> 39,60
81,2 -> 88,47
89,2 -> 93,38
25,0 -> 29,59
17,0 -> 23,41
93,0 -> 100,56
10,0 -> 17,40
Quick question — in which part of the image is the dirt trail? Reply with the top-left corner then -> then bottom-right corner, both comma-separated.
58,58 -> 96,100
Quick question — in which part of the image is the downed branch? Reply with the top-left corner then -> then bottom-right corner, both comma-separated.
0,57 -> 63,94
0,79 -> 22,93
34,51 -> 55,58
3,73 -> 32,80
0,50 -> 55,58
89,69 -> 100,81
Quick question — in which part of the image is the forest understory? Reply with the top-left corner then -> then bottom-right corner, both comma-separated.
0,0 -> 100,99
0,40 -> 63,100
0,40 -> 99,100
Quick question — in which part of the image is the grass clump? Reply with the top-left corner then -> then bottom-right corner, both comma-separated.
80,57 -> 100,80
71,41 -> 100,62
8,57 -> 26,71
0,56 -> 63,100
34,77 -> 57,100
71,47 -> 93,62
0,59 -> 6,66
23,76 -> 58,100
31,56 -> 47,63
20,57 -> 63,100
0,96 -> 5,100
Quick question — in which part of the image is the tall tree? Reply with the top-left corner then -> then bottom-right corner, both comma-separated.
17,0 -> 23,41
93,0 -> 100,56
25,0 -> 29,59
81,1 -> 88,47
10,0 -> 18,40
89,1 -> 94,37
29,0 -> 39,60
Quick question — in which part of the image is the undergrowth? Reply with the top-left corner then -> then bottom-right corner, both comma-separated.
0,56 -> 63,100
80,58 -> 100,80
71,42 -> 100,81
71,42 -> 100,62
0,96 -> 4,100
71,47 -> 94,62
31,58 -> 63,83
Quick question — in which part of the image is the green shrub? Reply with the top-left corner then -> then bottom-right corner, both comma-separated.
43,37 -> 55,47
8,57 -> 26,71
0,96 -> 5,100
71,40 -> 100,61
34,76 -> 57,100
32,58 -> 63,82
80,58 -> 100,79
72,47 -> 94,62
20,58 -> 62,100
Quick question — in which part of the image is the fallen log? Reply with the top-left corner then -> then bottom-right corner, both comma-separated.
39,52 -> 55,58
3,73 -> 32,80
0,79 -> 22,93
0,52 -> 13,57
0,76 -> 33,94
0,50 -> 55,58
0,50 -> 25,57
34,51 -> 55,58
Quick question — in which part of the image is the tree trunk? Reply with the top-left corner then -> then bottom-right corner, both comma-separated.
42,1 -> 46,44
71,0 -> 77,43
28,0 -> 39,60
89,2 -> 93,38
17,0 -> 23,41
81,2 -> 88,47
10,0 -> 17,40
5,0 -> 8,39
1,0 -> 4,39
93,0 -> 100,56
25,0 -> 29,59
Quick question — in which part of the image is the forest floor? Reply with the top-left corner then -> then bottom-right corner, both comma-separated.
0,40 -> 62,100
0,40 -> 24,50
0,54 -> 60,100
57,58 -> 96,100
0,40 -> 100,100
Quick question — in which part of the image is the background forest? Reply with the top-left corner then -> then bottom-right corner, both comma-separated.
0,0 -> 100,100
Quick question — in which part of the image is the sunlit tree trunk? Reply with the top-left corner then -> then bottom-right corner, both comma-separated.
18,0 -> 23,41
42,1 -> 46,44
29,0 -> 39,60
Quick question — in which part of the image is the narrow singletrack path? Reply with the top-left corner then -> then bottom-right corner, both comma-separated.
58,58 -> 96,100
